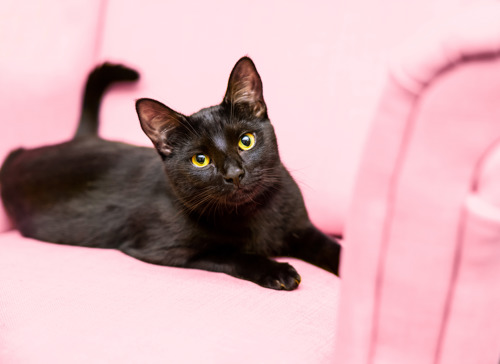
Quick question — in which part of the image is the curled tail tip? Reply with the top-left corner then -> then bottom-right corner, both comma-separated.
90,62 -> 140,83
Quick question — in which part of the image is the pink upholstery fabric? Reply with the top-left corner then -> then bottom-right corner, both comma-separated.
336,3 -> 500,363
390,2 -> 500,94
0,231 -> 339,363
441,153 -> 500,363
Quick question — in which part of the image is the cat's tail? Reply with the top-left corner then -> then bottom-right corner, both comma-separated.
73,62 -> 139,139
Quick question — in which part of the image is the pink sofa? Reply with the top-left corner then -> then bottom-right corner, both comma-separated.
1,1 -> 500,363
336,3 -> 500,363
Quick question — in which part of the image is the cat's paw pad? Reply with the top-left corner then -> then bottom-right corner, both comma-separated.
259,262 -> 301,291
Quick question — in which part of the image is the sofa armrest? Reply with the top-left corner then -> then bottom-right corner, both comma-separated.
335,3 -> 500,363
440,143 -> 500,364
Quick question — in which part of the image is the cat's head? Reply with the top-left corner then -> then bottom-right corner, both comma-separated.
136,57 -> 282,214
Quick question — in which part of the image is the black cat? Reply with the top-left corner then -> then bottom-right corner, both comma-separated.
0,58 -> 341,290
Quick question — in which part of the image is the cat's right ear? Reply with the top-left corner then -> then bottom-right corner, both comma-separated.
136,98 -> 185,156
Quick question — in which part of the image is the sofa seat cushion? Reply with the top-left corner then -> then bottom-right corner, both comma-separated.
0,231 -> 339,363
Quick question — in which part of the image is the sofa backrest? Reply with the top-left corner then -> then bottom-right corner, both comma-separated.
1,0 -> 458,234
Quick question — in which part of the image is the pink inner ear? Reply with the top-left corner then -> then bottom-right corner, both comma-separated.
137,99 -> 178,131
137,99 -> 168,124
136,99 -> 187,157
136,100 -> 169,145
138,104 -> 158,125
231,77 -> 260,105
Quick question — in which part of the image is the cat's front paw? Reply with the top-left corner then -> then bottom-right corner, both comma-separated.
256,262 -> 301,291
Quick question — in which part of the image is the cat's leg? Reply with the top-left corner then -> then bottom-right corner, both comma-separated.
283,225 -> 342,276
186,250 -> 302,290
121,246 -> 301,290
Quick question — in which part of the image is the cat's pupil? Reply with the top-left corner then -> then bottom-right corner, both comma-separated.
241,135 -> 251,147
196,154 -> 205,164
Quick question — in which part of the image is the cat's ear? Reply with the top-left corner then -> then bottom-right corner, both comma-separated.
136,98 -> 186,156
223,57 -> 267,118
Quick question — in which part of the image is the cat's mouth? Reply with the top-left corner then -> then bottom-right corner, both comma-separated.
220,179 -> 270,207
218,185 -> 253,205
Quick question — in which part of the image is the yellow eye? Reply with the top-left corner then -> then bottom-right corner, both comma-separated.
191,154 -> 210,167
238,133 -> 256,151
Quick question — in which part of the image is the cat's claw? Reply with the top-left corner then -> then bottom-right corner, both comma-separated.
258,262 -> 301,291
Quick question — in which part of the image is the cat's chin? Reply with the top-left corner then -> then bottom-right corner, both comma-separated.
220,188 -> 254,206
214,184 -> 264,209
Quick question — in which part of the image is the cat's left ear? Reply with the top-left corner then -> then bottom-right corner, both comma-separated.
136,98 -> 186,156
223,57 -> 267,119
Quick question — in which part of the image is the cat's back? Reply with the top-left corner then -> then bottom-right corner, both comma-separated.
1,137 -> 160,193
0,137 -> 168,245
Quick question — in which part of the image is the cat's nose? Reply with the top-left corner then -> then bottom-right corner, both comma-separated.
224,166 -> 245,187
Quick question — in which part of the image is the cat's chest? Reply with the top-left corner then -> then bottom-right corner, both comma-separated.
183,207 -> 286,254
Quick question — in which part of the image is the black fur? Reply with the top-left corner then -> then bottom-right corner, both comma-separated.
0,59 -> 341,290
